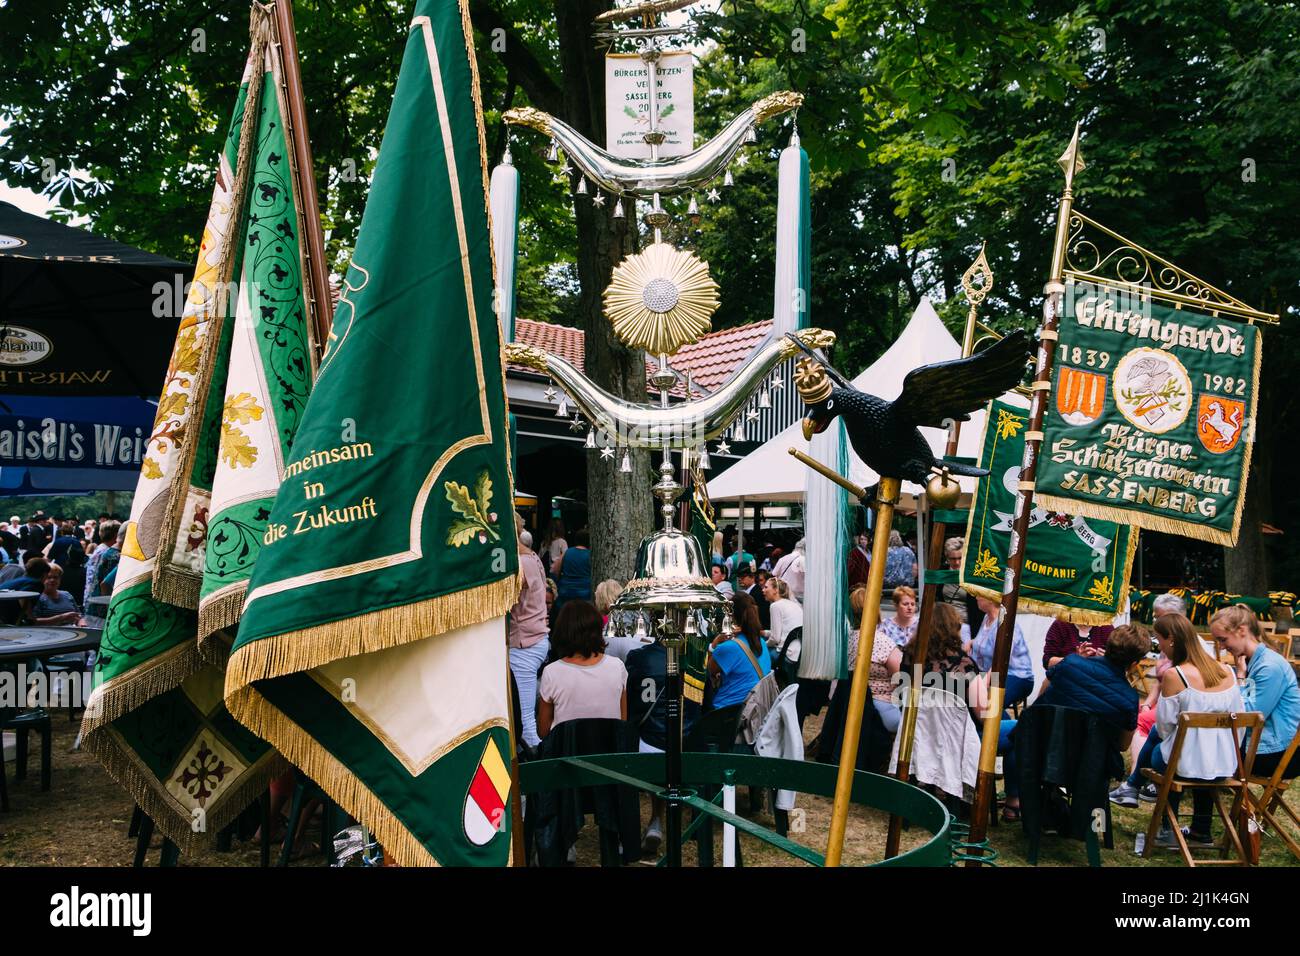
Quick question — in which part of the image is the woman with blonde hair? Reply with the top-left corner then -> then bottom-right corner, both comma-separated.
847,585 -> 904,732
761,575 -> 803,654
1148,612 -> 1242,849
1213,605 -> 1300,780
594,578 -> 623,623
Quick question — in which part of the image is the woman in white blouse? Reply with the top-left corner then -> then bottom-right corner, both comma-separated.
1150,612 -> 1242,849
762,576 -> 803,654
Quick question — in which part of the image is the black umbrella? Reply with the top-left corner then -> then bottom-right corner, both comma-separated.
0,201 -> 189,397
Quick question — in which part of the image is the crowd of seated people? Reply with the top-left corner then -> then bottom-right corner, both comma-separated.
508,514 -> 1300,860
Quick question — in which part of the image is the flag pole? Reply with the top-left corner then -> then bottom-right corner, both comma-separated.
270,0 -> 334,359
963,124 -> 1082,864
884,247 -> 993,857
824,475 -> 900,867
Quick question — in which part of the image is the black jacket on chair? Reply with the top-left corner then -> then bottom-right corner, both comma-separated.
528,718 -> 642,866
1014,705 -> 1124,865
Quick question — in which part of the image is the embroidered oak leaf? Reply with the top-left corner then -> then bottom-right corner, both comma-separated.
156,390 -> 189,423
972,547 -> 1001,579
141,457 -> 163,480
171,327 -> 203,377
219,424 -> 259,468
1088,576 -> 1115,605
444,470 -> 501,547
447,518 -> 481,548
995,409 -> 1025,441
474,471 -> 493,521
223,392 -> 264,426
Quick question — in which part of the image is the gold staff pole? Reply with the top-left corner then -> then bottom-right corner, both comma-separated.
963,124 -> 1083,864
884,247 -> 993,858
824,475 -> 900,866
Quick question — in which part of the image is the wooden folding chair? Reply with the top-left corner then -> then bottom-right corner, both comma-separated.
1244,725 -> 1300,861
1261,629 -> 1293,660
1141,711 -> 1263,866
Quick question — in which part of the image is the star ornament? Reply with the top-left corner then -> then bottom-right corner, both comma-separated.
715,440 -> 731,455
746,407 -> 759,421
568,414 -> 584,433
592,192 -> 607,208
599,445 -> 616,461
544,386 -> 557,402
707,188 -> 721,203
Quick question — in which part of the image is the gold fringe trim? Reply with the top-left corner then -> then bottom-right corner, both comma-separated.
226,684 -> 444,866
225,575 -> 519,695
152,565 -> 202,611
79,641 -> 205,737
198,627 -> 234,670
961,581 -> 1119,627
197,585 -> 247,647
1035,492 -> 1236,547
82,722 -> 287,855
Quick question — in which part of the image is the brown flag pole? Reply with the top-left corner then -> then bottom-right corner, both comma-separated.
884,247 -> 993,858
962,123 -> 1083,864
269,0 -> 335,360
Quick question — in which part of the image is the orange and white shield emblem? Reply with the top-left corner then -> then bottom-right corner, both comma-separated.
1196,395 -> 1245,454
1056,368 -> 1106,425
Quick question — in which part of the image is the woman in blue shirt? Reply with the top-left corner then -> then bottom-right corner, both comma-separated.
708,592 -> 771,710
968,594 -> 1036,711
554,528 -> 593,610
1213,605 -> 1300,778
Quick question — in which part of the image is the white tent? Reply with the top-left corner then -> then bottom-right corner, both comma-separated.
709,298 -> 990,502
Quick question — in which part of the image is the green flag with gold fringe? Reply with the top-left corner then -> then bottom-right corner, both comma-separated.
1034,283 -> 1261,546
225,0 -> 519,867
961,399 -> 1138,625
81,3 -> 326,848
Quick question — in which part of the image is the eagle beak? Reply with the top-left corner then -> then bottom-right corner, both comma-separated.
801,416 -> 816,441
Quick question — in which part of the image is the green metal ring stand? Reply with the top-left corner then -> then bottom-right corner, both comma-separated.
519,752 -> 952,866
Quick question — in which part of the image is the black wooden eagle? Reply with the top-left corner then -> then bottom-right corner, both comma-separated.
790,329 -> 1031,487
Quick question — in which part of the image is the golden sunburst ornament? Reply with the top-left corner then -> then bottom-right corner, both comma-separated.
603,243 -> 719,355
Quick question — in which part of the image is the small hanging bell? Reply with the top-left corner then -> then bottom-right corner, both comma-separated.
585,429 -> 596,449
612,197 -> 625,219
556,396 -> 569,417
734,420 -> 746,442
620,450 -> 632,473
744,126 -> 757,144
697,446 -> 710,469
724,169 -> 734,187
546,140 -> 558,162
576,175 -> 588,195
758,388 -> 771,409
687,195 -> 700,217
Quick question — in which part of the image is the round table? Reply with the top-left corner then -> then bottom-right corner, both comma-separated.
85,596 -> 110,613
0,590 -> 39,602
0,626 -> 102,664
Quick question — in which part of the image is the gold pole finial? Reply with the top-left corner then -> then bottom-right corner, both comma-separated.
1057,121 -> 1085,190
959,243 -> 994,358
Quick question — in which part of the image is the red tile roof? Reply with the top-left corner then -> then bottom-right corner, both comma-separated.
513,318 -> 585,373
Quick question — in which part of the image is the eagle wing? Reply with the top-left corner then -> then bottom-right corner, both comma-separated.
889,329 -> 1030,428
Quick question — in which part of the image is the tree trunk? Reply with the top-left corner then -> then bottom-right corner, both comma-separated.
1225,364 -> 1274,596
555,1 -> 652,583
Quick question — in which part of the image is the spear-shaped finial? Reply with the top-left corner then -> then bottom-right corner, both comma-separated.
1057,121 -> 1085,189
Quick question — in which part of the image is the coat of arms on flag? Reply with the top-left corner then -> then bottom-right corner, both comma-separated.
1196,395 -> 1245,453
1055,366 -> 1106,425
463,736 -> 511,846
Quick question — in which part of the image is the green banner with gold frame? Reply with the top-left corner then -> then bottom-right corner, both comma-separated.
962,399 -> 1137,625
1034,282 -> 1261,546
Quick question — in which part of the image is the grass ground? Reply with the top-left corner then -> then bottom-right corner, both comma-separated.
2,715 -> 1298,867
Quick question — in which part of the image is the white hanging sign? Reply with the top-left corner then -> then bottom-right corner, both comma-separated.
604,52 -> 694,158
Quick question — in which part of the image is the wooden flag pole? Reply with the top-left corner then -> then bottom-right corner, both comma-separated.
963,124 -> 1082,864
884,249 -> 992,858
824,476 -> 900,867
270,0 -> 334,360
